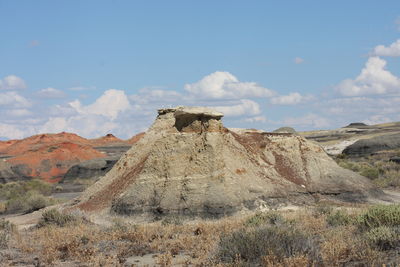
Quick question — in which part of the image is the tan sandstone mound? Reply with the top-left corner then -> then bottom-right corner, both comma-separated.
71,106 -> 383,220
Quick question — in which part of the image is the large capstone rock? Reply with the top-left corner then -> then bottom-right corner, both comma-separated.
70,106 -> 384,221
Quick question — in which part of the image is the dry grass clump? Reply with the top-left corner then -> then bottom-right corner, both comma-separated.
0,219 -> 15,249
216,224 -> 320,265
37,208 -> 81,228
7,205 -> 400,266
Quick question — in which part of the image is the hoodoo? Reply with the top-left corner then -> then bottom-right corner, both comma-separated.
71,106 -> 382,220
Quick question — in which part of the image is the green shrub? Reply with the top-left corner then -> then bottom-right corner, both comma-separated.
5,197 -> 28,213
37,208 -> 78,227
4,191 -> 55,214
216,225 -> 320,264
326,210 -> 352,227
25,193 -> 50,213
0,180 -> 52,201
23,179 -> 52,196
360,167 -> 379,179
356,205 -> 400,230
245,211 -> 285,227
364,226 -> 400,250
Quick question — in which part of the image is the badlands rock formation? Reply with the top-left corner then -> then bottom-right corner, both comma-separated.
71,106 -> 382,219
343,133 -> 400,157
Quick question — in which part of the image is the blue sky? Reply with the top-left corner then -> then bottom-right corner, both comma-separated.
1,1 -> 400,139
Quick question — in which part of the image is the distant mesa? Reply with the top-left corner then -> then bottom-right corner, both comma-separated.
67,106 -> 383,221
272,126 -> 297,134
344,122 -> 369,128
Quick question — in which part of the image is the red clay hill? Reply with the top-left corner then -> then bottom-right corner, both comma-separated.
0,132 -> 142,183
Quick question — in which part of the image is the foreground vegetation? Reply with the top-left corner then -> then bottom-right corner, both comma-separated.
0,180 -> 60,214
1,204 -> 399,266
335,149 -> 400,188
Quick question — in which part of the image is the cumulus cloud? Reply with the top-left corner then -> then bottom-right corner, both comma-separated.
184,71 -> 275,99
213,99 -> 261,117
0,123 -> 26,139
270,92 -> 313,105
0,92 -> 31,108
37,87 -> 66,98
0,75 -> 27,90
5,109 -> 32,117
70,89 -> 130,120
130,87 -> 182,105
282,113 -> 330,129
244,116 -> 267,123
294,57 -> 304,64
336,57 -> 400,96
35,89 -> 132,137
362,115 -> 392,125
372,39 -> 400,57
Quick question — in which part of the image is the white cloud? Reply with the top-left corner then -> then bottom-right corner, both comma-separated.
5,109 -> 32,117
0,75 -> 27,90
34,89 -> 133,138
294,57 -> 304,64
37,87 -> 66,98
244,116 -> 267,123
282,113 -> 330,129
362,115 -> 392,125
213,99 -> 261,117
336,57 -> 400,96
184,71 -> 275,99
70,89 -> 130,120
0,92 -> 31,108
372,39 -> 400,57
0,123 -> 26,139
39,115 -> 119,137
270,92 -> 313,105
130,87 -> 182,105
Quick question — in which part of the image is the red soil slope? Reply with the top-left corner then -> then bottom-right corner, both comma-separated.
3,132 -> 92,156
90,134 -> 128,146
1,132 -> 145,183
1,133 -> 105,183
0,140 -> 18,154
7,142 -> 105,183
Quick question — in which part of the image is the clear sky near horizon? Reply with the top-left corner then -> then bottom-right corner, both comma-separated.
1,1 -> 400,139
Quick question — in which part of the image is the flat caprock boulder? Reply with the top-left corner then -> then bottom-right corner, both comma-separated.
70,106 -> 384,220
